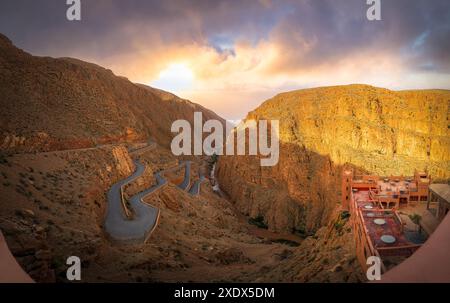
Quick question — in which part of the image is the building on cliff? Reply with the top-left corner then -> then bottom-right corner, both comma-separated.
343,170 -> 430,211
341,170 -> 446,275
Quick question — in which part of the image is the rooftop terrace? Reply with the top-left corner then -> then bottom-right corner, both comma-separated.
353,190 -> 419,252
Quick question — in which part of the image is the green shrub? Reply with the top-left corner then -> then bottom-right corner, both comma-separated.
248,215 -> 268,229
340,210 -> 350,220
0,153 -> 8,164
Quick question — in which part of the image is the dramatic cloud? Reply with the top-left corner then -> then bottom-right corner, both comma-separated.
1,0 -> 449,119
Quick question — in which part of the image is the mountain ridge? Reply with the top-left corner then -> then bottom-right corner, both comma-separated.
0,33 -> 225,153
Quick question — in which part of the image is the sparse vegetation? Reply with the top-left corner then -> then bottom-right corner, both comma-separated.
292,223 -> 308,237
19,178 -> 29,187
248,215 -> 268,229
334,211 -> 351,234
0,152 -> 9,164
340,210 -> 350,220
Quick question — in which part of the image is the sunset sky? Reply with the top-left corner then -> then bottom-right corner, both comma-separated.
1,0 -> 449,120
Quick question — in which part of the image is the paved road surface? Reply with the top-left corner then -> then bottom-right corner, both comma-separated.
177,161 -> 191,191
105,160 -> 193,243
188,170 -> 206,196
129,141 -> 157,155
104,160 -> 164,243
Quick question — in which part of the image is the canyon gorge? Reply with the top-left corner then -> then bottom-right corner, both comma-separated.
218,85 -> 450,235
0,33 -> 449,283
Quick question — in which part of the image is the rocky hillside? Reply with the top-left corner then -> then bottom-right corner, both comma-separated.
0,33 -> 224,153
256,209 -> 365,282
0,144 -> 137,281
0,33 -> 303,283
217,85 -> 450,234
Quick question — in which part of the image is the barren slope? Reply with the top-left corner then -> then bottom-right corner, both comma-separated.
0,33 -> 224,153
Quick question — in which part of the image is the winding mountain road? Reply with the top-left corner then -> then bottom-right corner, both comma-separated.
177,161 -> 191,191
104,160 -> 163,243
104,155 -> 193,243
188,170 -> 206,196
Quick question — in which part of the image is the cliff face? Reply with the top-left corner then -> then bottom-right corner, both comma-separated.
217,146 -> 339,234
0,34 -> 224,153
217,85 -> 450,233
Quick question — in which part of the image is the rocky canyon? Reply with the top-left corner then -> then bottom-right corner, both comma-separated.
0,32 -> 449,283
217,85 -> 450,234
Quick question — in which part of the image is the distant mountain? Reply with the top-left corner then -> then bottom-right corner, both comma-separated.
0,33 -> 225,153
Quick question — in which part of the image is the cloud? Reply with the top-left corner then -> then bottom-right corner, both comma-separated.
0,0 -> 449,119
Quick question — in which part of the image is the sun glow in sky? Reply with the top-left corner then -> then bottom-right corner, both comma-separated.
151,63 -> 195,93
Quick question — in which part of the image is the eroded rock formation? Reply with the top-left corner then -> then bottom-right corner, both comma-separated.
218,85 -> 450,233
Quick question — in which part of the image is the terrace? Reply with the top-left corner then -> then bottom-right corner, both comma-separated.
354,190 -> 420,245
351,172 -> 431,210
350,187 -> 422,272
